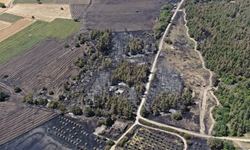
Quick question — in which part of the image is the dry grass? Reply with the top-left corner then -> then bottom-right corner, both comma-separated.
0,18 -> 35,42
0,20 -> 11,31
7,4 -> 72,22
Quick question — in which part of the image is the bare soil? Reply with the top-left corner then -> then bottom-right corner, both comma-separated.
85,0 -> 171,32
0,115 -> 105,150
0,101 -> 58,146
70,4 -> 87,19
0,38 -> 83,97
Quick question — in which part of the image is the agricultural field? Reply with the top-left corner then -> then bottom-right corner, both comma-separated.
0,115 -> 105,150
0,18 -> 35,42
0,13 -> 22,23
55,0 -> 89,4
7,4 -> 71,22
85,0 -> 169,31
0,102 -> 58,146
121,126 -> 184,150
0,20 -> 11,31
13,0 -> 55,4
0,18 -> 81,64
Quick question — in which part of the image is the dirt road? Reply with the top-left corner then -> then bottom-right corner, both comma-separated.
182,9 -> 223,135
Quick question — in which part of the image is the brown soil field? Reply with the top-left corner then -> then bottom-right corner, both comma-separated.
0,101 -> 58,145
7,4 -> 71,22
70,4 -> 87,19
0,18 -> 34,42
85,0 -> 166,32
0,20 -> 11,31
0,38 -> 84,96
55,0 -> 89,4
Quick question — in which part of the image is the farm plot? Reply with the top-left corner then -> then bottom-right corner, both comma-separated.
0,125 -> 70,150
0,18 -> 81,64
123,126 -> 184,150
70,4 -> 88,19
55,0 -> 89,4
0,20 -> 11,31
85,0 -> 168,32
0,13 -> 22,23
0,38 -> 83,95
7,4 -> 72,22
13,0 -> 56,4
44,116 -> 107,149
0,101 -> 58,146
0,18 -> 35,42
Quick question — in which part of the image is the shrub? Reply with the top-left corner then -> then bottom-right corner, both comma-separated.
84,106 -> 94,117
32,16 -> 35,19
75,42 -> 80,48
105,116 -> 113,126
107,140 -> 114,146
122,136 -> 129,142
48,101 -> 59,109
0,2 -> 6,8
117,141 -> 123,147
164,38 -> 173,44
184,133 -> 191,139
0,91 -> 8,102
70,106 -> 82,115
58,95 -> 66,101
38,98 -> 48,106
129,129 -> 134,135
104,145 -> 111,150
73,18 -> 79,22
49,90 -> 54,95
61,7 -> 64,10
187,140 -> 193,145
64,44 -> 69,48
59,103 -> 66,111
172,113 -> 182,120
14,86 -> 21,93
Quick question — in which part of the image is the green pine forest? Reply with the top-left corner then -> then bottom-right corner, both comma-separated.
186,0 -> 250,136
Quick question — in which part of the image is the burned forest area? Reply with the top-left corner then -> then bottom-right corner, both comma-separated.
0,0 -> 211,149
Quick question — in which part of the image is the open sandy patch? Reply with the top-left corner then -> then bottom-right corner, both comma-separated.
0,20 -> 11,31
6,4 -> 71,22
0,18 -> 34,42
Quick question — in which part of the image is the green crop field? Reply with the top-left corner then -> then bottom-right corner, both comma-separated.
0,19 -> 81,64
0,13 -> 22,23
13,0 -> 55,4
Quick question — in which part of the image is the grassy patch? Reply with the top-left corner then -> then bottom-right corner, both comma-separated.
0,13 -> 22,23
14,0 -> 55,4
0,19 -> 81,64
35,18 -> 82,39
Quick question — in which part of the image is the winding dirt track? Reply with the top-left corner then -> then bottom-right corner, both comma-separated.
182,9 -> 223,135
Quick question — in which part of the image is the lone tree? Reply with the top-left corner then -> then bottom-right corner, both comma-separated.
14,86 -> 21,93
0,2 -> 6,8
0,91 -> 8,102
